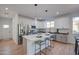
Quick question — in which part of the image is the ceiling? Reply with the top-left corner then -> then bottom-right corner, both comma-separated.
0,4 -> 79,20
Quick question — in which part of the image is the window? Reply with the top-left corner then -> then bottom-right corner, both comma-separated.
73,17 -> 79,34
3,25 -> 9,28
50,21 -> 54,27
47,22 -> 51,28
47,21 -> 54,28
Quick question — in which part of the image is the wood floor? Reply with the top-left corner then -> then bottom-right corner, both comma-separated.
39,41 -> 75,55
0,40 -> 25,55
0,40 -> 75,55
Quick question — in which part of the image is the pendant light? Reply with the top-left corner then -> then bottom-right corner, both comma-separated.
34,4 -> 38,27
34,4 -> 38,6
45,9 -> 49,33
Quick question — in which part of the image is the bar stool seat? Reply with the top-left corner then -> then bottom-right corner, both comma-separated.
35,40 -> 45,45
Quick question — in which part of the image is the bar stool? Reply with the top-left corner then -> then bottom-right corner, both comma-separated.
42,36 -> 53,53
50,34 -> 55,48
45,37 -> 51,48
75,37 -> 79,55
50,34 -> 56,40
45,34 -> 54,48
44,33 -> 52,48
35,40 -> 46,55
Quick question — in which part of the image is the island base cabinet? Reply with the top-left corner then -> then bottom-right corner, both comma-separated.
23,38 -> 50,55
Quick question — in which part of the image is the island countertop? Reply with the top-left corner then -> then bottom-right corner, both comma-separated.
23,33 -> 54,41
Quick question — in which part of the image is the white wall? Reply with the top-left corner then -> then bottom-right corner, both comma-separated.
12,14 -> 18,44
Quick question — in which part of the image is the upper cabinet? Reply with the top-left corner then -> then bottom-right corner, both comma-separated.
54,17 -> 71,29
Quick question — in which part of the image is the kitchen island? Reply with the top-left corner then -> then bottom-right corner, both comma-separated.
22,33 -> 54,55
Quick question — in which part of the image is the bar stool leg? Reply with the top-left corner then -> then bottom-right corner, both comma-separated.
45,40 -> 47,54
35,44 -> 36,55
48,39 -> 51,48
52,40 -> 54,48
75,40 -> 78,55
40,43 -> 41,55
50,40 -> 51,48
50,38 -> 54,48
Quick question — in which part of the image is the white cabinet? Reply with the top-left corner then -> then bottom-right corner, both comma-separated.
56,34 -> 68,43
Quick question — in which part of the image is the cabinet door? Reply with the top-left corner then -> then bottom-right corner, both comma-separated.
56,34 -> 62,41
62,35 -> 67,43
56,34 -> 67,43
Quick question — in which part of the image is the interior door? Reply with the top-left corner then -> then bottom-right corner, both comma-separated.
2,26 -> 11,40
0,17 -> 12,40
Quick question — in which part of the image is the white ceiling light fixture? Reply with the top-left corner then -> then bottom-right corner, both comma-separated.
5,8 -> 8,10
3,25 -> 9,28
56,11 -> 59,15
34,4 -> 38,25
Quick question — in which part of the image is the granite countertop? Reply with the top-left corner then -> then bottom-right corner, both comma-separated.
22,33 -> 54,41
49,32 -> 69,35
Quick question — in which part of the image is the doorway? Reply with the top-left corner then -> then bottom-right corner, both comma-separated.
0,17 -> 12,40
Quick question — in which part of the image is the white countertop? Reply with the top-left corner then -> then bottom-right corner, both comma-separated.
23,33 -> 54,42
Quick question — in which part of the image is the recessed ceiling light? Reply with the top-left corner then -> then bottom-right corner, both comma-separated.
56,11 -> 59,15
5,8 -> 8,10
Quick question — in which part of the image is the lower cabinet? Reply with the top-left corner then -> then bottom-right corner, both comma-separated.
56,34 -> 68,43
